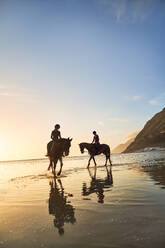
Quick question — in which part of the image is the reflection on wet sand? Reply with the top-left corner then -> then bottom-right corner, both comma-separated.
82,166 -> 113,203
141,159 -> 165,189
48,178 -> 76,235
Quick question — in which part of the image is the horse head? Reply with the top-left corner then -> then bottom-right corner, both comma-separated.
79,143 -> 85,154
64,138 -> 72,156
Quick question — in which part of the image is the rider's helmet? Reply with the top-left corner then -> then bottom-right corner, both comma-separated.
55,124 -> 60,129
93,131 -> 96,135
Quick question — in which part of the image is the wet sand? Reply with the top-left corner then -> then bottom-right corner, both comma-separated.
0,152 -> 165,248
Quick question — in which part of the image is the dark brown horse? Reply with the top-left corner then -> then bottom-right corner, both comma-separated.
79,142 -> 112,167
48,138 -> 72,176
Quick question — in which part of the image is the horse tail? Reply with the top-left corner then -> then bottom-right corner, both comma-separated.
107,145 -> 111,158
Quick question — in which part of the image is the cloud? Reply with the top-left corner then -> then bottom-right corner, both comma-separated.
0,88 -> 38,103
109,117 -> 128,123
0,86 -> 5,89
0,92 -> 18,97
149,92 -> 165,106
149,99 -> 158,105
0,84 -> 8,89
132,95 -> 142,101
98,121 -> 104,126
96,0 -> 160,22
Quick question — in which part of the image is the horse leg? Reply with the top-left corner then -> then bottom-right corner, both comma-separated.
105,156 -> 108,166
109,156 -> 112,166
48,157 -> 53,171
51,160 -> 54,174
87,156 -> 92,168
51,159 -> 55,174
57,157 -> 63,176
93,156 -> 97,166
53,158 -> 58,176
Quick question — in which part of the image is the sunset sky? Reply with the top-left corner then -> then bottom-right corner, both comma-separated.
0,0 -> 165,160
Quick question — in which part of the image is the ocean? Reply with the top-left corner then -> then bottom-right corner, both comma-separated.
0,151 -> 165,248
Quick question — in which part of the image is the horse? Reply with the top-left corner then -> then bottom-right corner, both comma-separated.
79,142 -> 112,167
48,138 -> 72,176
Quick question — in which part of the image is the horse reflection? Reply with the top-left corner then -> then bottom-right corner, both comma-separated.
82,166 -> 113,203
48,178 -> 76,235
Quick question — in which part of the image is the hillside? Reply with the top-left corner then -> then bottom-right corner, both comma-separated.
112,130 -> 139,154
124,108 -> 165,153
112,137 -> 135,153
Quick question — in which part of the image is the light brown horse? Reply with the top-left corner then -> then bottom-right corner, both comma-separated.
48,138 -> 72,176
79,142 -> 112,167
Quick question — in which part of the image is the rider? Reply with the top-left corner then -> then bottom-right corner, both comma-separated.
47,124 -> 62,171
51,124 -> 61,142
46,124 -> 61,157
92,131 -> 100,154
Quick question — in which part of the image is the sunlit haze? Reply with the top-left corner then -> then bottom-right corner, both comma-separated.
0,0 -> 165,160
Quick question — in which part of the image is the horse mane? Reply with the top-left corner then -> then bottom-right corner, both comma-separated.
79,142 -> 90,146
61,138 -> 67,141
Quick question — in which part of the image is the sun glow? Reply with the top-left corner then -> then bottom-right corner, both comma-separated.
0,135 -> 8,160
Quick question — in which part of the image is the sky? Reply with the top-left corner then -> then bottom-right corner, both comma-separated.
0,0 -> 165,160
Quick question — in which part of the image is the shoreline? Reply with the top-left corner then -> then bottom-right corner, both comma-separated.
0,152 -> 165,247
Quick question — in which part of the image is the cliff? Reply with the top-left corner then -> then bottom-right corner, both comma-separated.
124,108 -> 165,153
112,137 -> 135,153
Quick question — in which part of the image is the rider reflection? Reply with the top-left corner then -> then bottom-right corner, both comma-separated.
48,178 -> 76,235
82,166 -> 113,204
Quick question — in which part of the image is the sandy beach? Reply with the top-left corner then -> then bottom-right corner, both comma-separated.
1,0 -> 165,247
0,151 -> 165,248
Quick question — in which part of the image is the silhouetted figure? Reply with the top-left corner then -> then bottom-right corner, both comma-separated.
92,131 -> 100,154
46,124 -> 72,176
51,124 -> 62,141
82,166 -> 113,204
48,178 -> 76,236
47,124 -> 61,159
79,142 -> 112,167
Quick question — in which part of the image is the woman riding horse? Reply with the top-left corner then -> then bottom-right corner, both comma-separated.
46,124 -> 72,176
46,124 -> 61,159
79,142 -> 112,168
92,131 -> 100,154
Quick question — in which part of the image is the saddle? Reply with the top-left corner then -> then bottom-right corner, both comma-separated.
94,144 -> 102,155
47,140 -> 60,156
